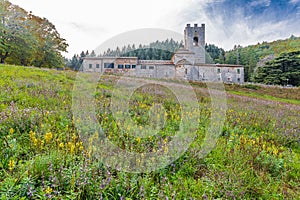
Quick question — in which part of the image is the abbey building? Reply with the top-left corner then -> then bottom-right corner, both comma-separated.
82,24 -> 244,83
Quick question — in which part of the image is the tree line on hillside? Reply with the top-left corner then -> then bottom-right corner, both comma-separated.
0,0 -> 68,68
225,36 -> 300,83
68,37 -> 300,86
66,41 -> 225,70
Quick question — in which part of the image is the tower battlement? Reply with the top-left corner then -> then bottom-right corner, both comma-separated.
184,23 -> 206,64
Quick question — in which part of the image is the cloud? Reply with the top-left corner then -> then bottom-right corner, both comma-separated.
175,0 -> 300,50
250,0 -> 271,7
69,22 -> 107,34
8,0 -> 300,57
290,0 -> 300,4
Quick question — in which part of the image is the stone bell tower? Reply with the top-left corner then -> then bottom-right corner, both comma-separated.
184,23 -> 206,64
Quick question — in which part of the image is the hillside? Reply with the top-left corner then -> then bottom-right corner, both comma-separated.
225,36 -> 300,84
0,64 -> 299,199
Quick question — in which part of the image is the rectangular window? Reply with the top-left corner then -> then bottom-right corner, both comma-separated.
118,64 -> 124,69
89,64 -> 92,69
141,65 -> 147,69
96,64 -> 100,68
149,66 -> 154,70
104,63 -> 114,69
132,65 -> 136,69
237,78 -> 241,82
237,69 -> 241,74
125,64 -> 131,69
217,68 -> 221,73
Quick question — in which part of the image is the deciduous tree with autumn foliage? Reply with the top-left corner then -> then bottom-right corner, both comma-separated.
0,0 -> 68,68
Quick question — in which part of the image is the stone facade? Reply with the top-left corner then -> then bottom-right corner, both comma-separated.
82,24 -> 244,84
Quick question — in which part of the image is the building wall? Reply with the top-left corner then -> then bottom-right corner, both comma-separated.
184,65 -> 244,83
172,51 -> 195,65
82,57 -> 137,74
83,58 -> 244,84
135,64 -> 175,79
82,59 -> 103,73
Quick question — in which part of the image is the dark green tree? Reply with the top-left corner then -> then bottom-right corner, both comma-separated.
254,50 -> 300,86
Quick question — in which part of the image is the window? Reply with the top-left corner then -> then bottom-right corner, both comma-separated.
237,69 -> 241,74
149,66 -> 154,70
237,78 -> 241,82
89,64 -> 92,69
104,63 -> 114,69
118,64 -> 124,69
96,64 -> 100,68
125,64 -> 131,69
141,65 -> 147,69
193,37 -> 199,46
217,68 -> 221,73
132,65 -> 136,69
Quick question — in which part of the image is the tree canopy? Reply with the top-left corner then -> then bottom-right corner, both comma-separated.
0,0 -> 68,68
253,50 -> 300,86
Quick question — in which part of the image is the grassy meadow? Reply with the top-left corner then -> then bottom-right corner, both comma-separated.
0,64 -> 299,199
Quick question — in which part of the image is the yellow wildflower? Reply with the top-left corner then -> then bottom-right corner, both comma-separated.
33,138 -> 38,147
136,137 -> 141,144
44,132 -> 53,143
9,128 -> 14,135
72,134 -> 77,141
40,140 -> 45,148
164,146 -> 169,154
163,138 -> 168,145
8,159 -> 15,172
29,130 -> 35,139
70,143 -> 75,154
79,145 -> 84,151
45,186 -> 53,194
136,158 -> 140,165
59,142 -> 64,149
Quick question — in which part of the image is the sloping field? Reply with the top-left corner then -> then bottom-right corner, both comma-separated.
0,65 -> 299,199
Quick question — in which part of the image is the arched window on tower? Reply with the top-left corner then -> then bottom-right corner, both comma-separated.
193,37 -> 199,46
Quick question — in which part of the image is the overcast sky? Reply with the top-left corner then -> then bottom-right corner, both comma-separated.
9,0 -> 300,58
